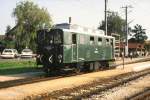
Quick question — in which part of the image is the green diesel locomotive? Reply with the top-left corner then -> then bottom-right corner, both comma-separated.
37,23 -> 115,73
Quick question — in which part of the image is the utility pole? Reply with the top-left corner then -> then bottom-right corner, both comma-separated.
122,5 -> 132,57
105,0 -> 108,35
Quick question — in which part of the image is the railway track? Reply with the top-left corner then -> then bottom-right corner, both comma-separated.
0,66 -> 136,89
127,89 -> 150,100
0,61 -> 149,99
0,59 -> 149,90
0,64 -> 115,89
36,69 -> 150,100
0,69 -> 85,89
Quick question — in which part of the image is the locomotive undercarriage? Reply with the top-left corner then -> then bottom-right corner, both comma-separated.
41,60 -> 111,74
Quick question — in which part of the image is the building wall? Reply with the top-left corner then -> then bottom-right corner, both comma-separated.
0,35 -> 5,40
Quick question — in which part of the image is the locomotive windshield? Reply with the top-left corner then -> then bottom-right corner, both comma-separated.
49,29 -> 63,44
37,29 -> 63,45
37,29 -> 47,45
53,30 -> 62,44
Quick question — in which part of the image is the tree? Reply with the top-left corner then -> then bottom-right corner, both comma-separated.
5,25 -> 15,40
98,12 -> 126,36
144,42 -> 150,52
5,25 -> 11,36
3,25 -> 16,48
130,24 -> 148,43
12,1 -> 52,51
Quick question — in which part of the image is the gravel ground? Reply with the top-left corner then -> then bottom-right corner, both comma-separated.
84,74 -> 150,100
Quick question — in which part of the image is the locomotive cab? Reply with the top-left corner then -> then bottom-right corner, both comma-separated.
37,29 -> 63,69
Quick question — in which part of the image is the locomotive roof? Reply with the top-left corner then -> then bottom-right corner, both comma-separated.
62,28 -> 114,39
53,23 -> 114,39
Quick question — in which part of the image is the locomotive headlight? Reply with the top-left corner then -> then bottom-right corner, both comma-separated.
58,54 -> 62,63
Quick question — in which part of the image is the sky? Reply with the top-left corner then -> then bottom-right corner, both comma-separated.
0,0 -> 150,39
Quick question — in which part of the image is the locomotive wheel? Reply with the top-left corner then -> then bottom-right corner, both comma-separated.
88,62 -> 100,71
89,63 -> 94,71
43,65 -> 50,74
75,63 -> 83,73
101,61 -> 109,69
84,63 -> 94,72
84,63 -> 91,72
93,62 -> 100,71
43,64 -> 54,75
105,62 -> 110,69
43,65 -> 58,75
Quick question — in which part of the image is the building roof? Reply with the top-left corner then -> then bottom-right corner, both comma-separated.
119,42 -> 144,49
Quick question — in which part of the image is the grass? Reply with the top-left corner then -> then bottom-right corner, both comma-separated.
0,59 -> 41,75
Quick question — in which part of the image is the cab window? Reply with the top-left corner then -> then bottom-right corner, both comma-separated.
106,38 -> 109,45
72,34 -> 76,44
53,32 -> 62,44
111,39 -> 113,46
98,37 -> 102,45
90,36 -> 94,44
80,35 -> 85,44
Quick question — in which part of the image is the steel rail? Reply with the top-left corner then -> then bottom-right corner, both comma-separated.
126,88 -> 150,100
0,58 -> 149,90
40,69 -> 150,100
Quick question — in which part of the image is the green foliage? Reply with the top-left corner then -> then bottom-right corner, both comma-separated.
98,12 -> 125,36
5,25 -> 11,35
144,44 -> 150,51
4,25 -> 16,48
0,59 -> 36,68
0,41 -> 5,53
3,40 -> 15,49
131,24 -> 148,43
12,1 -> 53,52
0,59 -> 38,75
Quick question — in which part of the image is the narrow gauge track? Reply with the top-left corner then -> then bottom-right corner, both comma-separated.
0,65 -> 134,89
0,64 -> 117,89
127,89 -> 150,100
0,70 -> 87,89
37,69 -> 150,100
0,59 -> 149,90
115,57 -> 150,66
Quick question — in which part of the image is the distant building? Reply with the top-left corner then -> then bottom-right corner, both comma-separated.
120,42 -> 144,51
0,35 -> 5,40
144,40 -> 150,53
119,42 -> 145,57
145,40 -> 150,44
